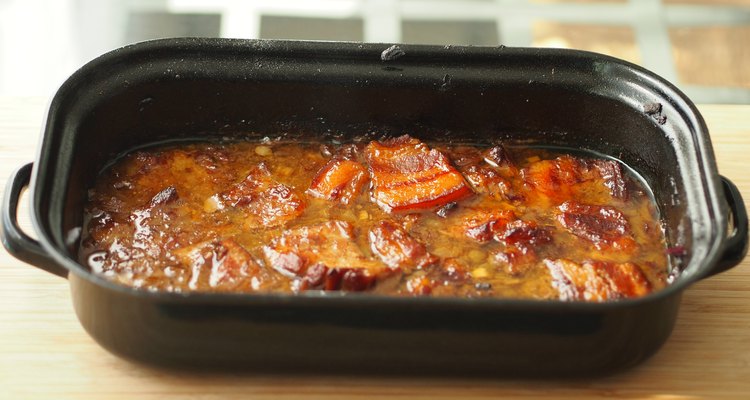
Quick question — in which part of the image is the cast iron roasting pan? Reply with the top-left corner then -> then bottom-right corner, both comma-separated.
2,38 -> 748,377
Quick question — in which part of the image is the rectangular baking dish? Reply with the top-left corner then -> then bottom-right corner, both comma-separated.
2,38 -> 747,377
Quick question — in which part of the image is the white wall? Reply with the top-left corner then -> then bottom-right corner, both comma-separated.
0,0 -> 76,96
0,0 -> 134,97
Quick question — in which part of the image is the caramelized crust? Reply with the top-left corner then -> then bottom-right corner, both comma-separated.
262,221 -> 388,291
307,158 -> 368,205
459,208 -> 516,243
455,145 -> 520,201
590,159 -> 629,200
544,259 -> 651,301
523,156 -> 585,199
149,186 -> 178,207
557,201 -> 636,251
207,163 -> 306,228
174,239 -> 273,291
369,220 -> 438,270
365,135 -> 473,213
522,156 -> 633,205
455,207 -> 550,248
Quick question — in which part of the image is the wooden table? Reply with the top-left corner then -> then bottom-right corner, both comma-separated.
1,97 -> 748,399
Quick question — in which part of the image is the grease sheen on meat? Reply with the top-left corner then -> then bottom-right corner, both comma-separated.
80,134 -> 669,301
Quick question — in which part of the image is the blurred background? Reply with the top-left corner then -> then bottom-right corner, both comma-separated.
1,0 -> 748,103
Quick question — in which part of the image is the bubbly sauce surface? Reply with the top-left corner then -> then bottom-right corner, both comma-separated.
80,135 -> 668,300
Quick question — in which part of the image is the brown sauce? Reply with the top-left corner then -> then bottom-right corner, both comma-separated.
80,135 -> 668,301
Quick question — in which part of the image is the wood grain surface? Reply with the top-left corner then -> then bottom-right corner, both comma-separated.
1,97 -> 748,399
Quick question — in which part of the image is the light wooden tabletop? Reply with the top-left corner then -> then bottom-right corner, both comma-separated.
1,97 -> 748,399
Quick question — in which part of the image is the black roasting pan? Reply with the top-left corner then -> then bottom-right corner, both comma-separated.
2,38 -> 747,377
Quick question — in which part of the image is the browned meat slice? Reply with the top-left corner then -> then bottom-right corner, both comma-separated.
368,220 -> 438,270
455,145 -> 519,200
447,206 -> 551,275
133,150 -> 221,202
399,258 -> 475,296
365,135 -> 473,213
590,159 -> 629,200
459,208 -> 516,243
522,155 -> 588,203
462,166 -> 513,200
455,208 -> 551,247
262,221 -> 388,291
489,219 -> 551,274
149,186 -> 178,207
544,259 -> 651,301
498,219 -> 551,247
523,156 -> 631,204
174,239 -> 272,291
557,201 -> 635,251
319,143 -> 363,161
206,163 -> 305,228
307,158 -> 368,205
452,206 -> 551,274
451,144 -> 515,170
484,145 -> 514,168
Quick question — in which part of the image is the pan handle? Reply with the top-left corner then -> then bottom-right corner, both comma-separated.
706,176 -> 749,277
1,163 -> 68,278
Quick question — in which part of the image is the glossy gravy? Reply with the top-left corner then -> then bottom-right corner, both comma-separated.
80,135 -> 668,300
